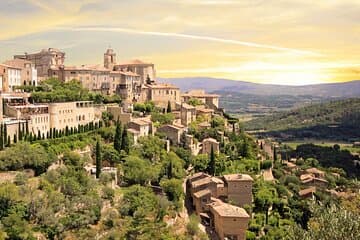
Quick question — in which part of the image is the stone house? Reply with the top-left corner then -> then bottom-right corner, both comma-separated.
208,199 -> 250,240
181,89 -> 220,109
202,137 -> 220,155
179,102 -> 196,126
156,123 -> 185,145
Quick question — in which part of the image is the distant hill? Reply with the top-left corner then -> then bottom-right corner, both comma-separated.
159,77 -> 360,98
244,98 -> 360,141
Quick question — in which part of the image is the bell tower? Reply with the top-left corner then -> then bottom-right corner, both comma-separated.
104,48 -> 116,70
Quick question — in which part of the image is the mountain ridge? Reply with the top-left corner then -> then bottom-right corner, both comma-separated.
159,77 -> 360,97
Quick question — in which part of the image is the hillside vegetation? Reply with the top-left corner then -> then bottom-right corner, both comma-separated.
245,98 -> 360,141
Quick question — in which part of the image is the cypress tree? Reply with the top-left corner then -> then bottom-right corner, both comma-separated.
95,140 -> 101,178
13,134 -> 17,144
121,126 -> 129,154
37,130 -> 41,140
167,101 -> 172,113
3,125 -> 7,146
49,128 -> 53,138
7,136 -> 10,147
46,131 -> 49,139
207,145 -> 216,176
273,147 -> 277,162
65,126 -> 69,136
29,132 -> 33,143
114,121 -> 122,152
70,127 -> 74,135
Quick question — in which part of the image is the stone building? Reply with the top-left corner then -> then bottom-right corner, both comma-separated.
157,123 -> 185,145
139,83 -> 180,109
209,199 -> 250,240
5,104 -> 50,137
182,89 -> 220,109
202,138 -> 220,155
128,118 -> 152,137
0,63 -> 22,92
14,48 -> 65,81
188,172 -> 252,240
3,59 -> 37,87
222,174 -> 253,207
179,102 -> 196,126
48,101 -> 97,130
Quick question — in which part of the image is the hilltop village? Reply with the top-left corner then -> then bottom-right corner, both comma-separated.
0,48 -> 359,240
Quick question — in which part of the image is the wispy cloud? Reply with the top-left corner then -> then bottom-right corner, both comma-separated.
58,26 -> 317,56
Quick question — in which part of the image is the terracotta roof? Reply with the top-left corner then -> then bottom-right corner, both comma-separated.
210,200 -> 249,218
223,173 -> 253,182
211,177 -> 224,184
130,118 -> 150,126
188,172 -> 210,183
191,176 -> 212,188
299,187 -> 316,196
193,189 -> 211,198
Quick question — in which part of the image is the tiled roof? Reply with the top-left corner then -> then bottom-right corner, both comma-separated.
223,173 -> 253,182
210,200 -> 249,218
193,189 -> 211,198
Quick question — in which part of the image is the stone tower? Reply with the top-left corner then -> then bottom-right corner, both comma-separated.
104,48 -> 116,70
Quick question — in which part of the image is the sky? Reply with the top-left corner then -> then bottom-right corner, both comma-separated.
0,0 -> 359,85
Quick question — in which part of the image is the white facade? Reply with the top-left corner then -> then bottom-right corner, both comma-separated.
7,67 -> 21,91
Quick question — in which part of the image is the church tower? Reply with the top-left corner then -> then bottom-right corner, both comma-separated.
104,48 -> 116,70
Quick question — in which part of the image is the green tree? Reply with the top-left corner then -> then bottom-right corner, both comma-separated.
207,145 -> 216,175
123,156 -> 158,185
95,141 -> 102,179
167,101 -> 172,113
114,121 -> 122,153
287,205 -> 360,240
121,126 -> 130,154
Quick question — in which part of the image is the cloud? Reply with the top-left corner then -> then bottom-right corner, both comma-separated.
58,26 -> 317,56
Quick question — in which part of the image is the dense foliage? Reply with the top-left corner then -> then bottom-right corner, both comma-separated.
27,78 -> 121,104
245,98 -> 360,141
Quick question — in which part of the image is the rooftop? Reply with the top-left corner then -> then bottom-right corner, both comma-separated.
209,200 -> 249,218
191,176 -> 212,188
223,173 -> 253,182
299,187 -> 316,196
188,172 -> 210,183
193,189 -> 211,198
130,118 -> 151,126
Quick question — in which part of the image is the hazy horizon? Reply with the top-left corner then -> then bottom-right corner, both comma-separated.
1,0 -> 359,85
